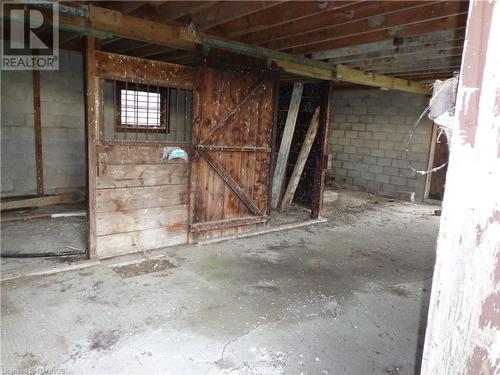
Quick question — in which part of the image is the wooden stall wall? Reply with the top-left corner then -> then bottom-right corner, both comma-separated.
190,66 -> 276,241
87,50 -> 193,258
275,82 -> 331,217
94,144 -> 190,257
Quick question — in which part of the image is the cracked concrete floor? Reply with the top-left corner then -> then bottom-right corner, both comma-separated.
1,190 -> 440,374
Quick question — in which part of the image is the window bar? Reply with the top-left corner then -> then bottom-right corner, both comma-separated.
184,89 -> 188,143
112,79 -> 116,141
135,82 -> 139,141
124,81 -> 129,140
155,84 -> 160,142
175,88 -> 180,142
145,83 -> 149,142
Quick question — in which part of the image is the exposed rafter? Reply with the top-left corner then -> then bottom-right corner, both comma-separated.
267,1 -> 468,52
20,3 -> 432,94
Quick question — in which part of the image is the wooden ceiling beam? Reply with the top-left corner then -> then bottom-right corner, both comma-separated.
267,1 -> 468,51
245,1 -> 432,46
211,1 -> 361,38
335,65 -> 431,94
121,1 -> 149,15
123,1 -> 283,56
185,1 -> 283,31
312,28 -> 465,60
330,43 -> 464,66
37,3 -> 431,94
126,44 -> 174,58
133,1 -> 218,24
292,13 -> 468,55
341,45 -> 464,67
373,61 -> 462,75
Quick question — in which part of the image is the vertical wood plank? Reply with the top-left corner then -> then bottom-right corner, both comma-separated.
280,107 -> 320,211
32,66 -> 44,196
271,81 -> 303,208
311,82 -> 333,219
86,37 -> 97,259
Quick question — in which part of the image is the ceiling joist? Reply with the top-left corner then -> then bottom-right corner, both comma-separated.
17,3 -> 431,94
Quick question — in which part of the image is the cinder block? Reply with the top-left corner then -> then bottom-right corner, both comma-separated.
379,141 -> 395,150
352,124 -> 366,131
351,139 -> 364,148
353,106 -> 367,115
344,145 -> 356,154
373,132 -> 387,141
361,171 -> 375,181
349,98 -> 361,106
359,115 -> 374,123
346,114 -> 359,123
348,169 -> 361,178
338,137 -> 350,146
386,132 -> 406,142
363,156 -> 377,164
331,130 -> 345,138
368,165 -> 384,174
333,114 -> 346,122
334,168 -> 348,177
383,166 -> 400,176
385,150 -> 403,159
364,140 -> 379,149
377,157 -> 392,166
370,149 -> 384,157
354,163 -> 369,172
358,148 -> 371,156
375,174 -> 390,184
390,176 -> 407,186
345,130 -> 358,138
337,153 -> 349,161
340,107 -> 354,115
349,154 -> 363,162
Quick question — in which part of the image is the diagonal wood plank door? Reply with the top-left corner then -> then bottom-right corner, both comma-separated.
190,67 -> 276,241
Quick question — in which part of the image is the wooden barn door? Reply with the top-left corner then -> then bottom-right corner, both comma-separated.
190,68 -> 275,241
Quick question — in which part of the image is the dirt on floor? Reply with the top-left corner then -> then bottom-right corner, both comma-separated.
1,188 -> 441,375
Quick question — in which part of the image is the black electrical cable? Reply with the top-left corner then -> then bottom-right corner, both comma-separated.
1,251 -> 85,258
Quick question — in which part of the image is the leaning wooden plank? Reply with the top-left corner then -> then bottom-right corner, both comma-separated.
96,227 -> 189,259
280,107 -> 320,211
1,192 -> 83,211
96,205 -> 188,236
191,216 -> 268,232
271,82 -> 303,208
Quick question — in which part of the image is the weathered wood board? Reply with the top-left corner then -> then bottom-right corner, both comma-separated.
88,50 -> 194,258
94,144 -> 190,257
190,67 -> 276,241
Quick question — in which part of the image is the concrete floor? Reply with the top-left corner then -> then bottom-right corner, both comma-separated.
1,190 -> 440,374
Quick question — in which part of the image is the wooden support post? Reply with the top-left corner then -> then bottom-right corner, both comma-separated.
421,1 -> 500,372
311,82 -> 333,219
271,82 -> 303,208
280,107 -> 320,211
32,64 -> 44,196
85,36 -> 97,259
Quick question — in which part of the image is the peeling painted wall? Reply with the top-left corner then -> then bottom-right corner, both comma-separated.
421,1 -> 500,373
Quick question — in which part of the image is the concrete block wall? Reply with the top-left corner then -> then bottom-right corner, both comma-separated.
1,50 -> 86,197
328,89 -> 433,201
